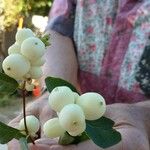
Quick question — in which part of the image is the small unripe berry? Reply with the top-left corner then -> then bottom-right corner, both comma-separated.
76,92 -> 106,120
8,43 -> 21,55
2,54 -> 30,79
19,115 -> 40,135
29,66 -> 43,79
16,28 -> 34,44
49,86 -> 75,112
21,37 -> 45,61
43,118 -> 65,138
59,104 -> 86,135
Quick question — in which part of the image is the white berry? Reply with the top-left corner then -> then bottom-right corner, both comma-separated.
76,92 -> 106,120
68,121 -> 86,136
59,104 -> 86,135
19,115 -> 40,135
21,37 -> 45,61
29,66 -> 43,79
49,86 -> 75,112
2,54 -> 30,79
73,92 -> 80,103
16,28 -> 34,44
31,58 -> 45,66
8,43 -> 21,55
43,118 -> 65,138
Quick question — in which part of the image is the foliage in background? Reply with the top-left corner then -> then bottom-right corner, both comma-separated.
2,0 -> 53,31
2,0 -> 23,31
22,0 -> 53,17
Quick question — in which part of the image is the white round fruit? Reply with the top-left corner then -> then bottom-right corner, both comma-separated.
59,104 -> 86,134
2,54 -> 30,79
49,86 -> 75,112
21,37 -> 45,61
31,58 -> 45,66
76,92 -> 106,120
29,66 -> 43,79
25,83 -> 34,91
68,121 -> 86,136
8,43 -> 21,55
19,115 -> 40,135
16,28 -> 34,44
43,118 -> 65,138
73,92 -> 80,103
20,131 -> 37,138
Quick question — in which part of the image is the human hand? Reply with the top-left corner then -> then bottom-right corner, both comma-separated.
8,97 -> 150,150
29,103 -> 150,150
7,92 -> 56,150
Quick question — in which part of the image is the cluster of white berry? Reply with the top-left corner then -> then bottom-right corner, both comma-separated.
43,86 -> 106,138
2,28 -> 46,91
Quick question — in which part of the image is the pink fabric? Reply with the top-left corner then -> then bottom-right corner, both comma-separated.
78,0 -> 149,104
49,0 -> 75,18
79,71 -> 146,104
48,0 -> 150,104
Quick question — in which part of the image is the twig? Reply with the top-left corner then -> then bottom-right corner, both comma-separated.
22,81 -> 35,144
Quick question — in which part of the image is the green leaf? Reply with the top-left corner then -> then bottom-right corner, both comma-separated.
58,132 -> 75,145
0,121 -> 26,144
40,34 -> 50,47
0,73 -> 18,95
86,117 -> 121,148
45,77 -> 78,93
59,131 -> 90,145
19,138 -> 29,150
86,116 -> 115,129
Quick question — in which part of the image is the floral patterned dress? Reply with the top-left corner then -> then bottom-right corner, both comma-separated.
47,0 -> 150,104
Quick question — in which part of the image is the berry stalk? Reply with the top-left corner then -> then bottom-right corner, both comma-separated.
22,81 -> 35,144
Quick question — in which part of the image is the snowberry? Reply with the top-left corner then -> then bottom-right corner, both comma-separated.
43,118 -> 65,138
29,66 -> 43,79
16,28 -> 34,44
68,121 -> 86,136
19,115 -> 40,136
49,86 -> 75,112
2,54 -> 30,79
8,43 -> 21,55
31,58 -> 45,66
21,37 -> 45,61
76,92 -> 106,120
73,92 -> 80,103
59,104 -> 86,135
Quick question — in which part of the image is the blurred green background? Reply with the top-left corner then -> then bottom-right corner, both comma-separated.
0,0 -> 53,112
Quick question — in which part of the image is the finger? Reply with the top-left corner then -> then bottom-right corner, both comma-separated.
8,139 -> 21,150
77,140 -> 102,150
50,144 -> 76,150
29,143 -> 50,150
35,138 -> 58,146
8,93 -> 49,128
8,94 -> 49,149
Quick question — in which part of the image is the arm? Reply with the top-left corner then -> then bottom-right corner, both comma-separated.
43,29 -> 78,87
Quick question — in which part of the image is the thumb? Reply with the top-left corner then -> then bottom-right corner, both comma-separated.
35,138 -> 58,146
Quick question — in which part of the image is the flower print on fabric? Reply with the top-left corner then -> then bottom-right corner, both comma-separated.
118,1 -> 150,94
75,0 -> 150,103
74,0 -> 119,75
